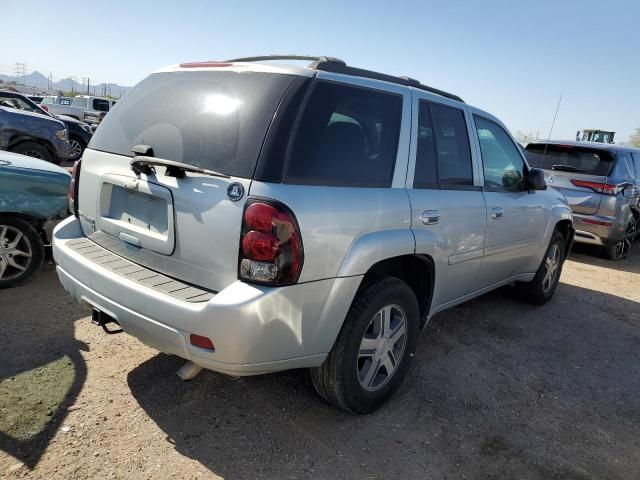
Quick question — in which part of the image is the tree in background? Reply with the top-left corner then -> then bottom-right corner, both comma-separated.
629,128 -> 640,148
515,130 -> 537,146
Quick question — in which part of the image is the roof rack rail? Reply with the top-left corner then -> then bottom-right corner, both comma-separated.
225,55 -> 346,69
225,55 -> 464,103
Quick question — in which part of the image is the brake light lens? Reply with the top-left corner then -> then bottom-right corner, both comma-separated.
189,334 -> 215,350
68,160 -> 81,216
239,199 -> 304,285
570,179 -> 619,195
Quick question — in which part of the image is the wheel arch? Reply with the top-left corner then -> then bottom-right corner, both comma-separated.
358,254 -> 435,328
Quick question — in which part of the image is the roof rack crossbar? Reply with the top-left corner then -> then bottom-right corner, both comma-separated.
224,55 -> 464,103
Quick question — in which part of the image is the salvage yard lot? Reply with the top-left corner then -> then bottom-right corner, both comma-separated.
1,245 -> 639,479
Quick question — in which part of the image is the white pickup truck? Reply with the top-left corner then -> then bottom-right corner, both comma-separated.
70,95 -> 117,125
41,96 -> 85,121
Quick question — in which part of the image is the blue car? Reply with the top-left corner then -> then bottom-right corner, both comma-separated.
0,151 -> 70,287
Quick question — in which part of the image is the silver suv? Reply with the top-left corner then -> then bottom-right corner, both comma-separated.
525,141 -> 639,259
53,55 -> 574,413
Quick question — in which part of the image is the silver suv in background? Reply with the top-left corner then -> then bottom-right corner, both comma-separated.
525,141 -> 640,259
53,55 -> 574,413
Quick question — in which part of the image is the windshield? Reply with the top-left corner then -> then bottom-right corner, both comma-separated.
525,144 -> 613,176
88,71 -> 294,178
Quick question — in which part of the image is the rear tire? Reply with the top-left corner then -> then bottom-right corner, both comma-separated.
310,277 -> 419,414
9,141 -> 53,163
68,136 -> 86,161
515,230 -> 565,305
602,218 -> 635,260
0,217 -> 45,288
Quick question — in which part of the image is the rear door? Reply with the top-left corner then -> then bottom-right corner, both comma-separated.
77,69 -> 297,292
406,94 -> 486,307
472,115 -> 543,287
525,144 -> 614,215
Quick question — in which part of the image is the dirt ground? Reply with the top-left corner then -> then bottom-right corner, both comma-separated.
1,243 -> 639,479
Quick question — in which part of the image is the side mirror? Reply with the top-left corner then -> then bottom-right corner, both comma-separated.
526,168 -> 547,191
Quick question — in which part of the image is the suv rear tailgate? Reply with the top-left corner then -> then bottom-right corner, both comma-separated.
525,143 -> 614,215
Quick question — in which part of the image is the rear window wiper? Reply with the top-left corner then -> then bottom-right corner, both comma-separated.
130,156 -> 230,179
551,164 -> 588,173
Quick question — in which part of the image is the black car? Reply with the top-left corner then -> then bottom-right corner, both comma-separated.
0,91 -> 92,161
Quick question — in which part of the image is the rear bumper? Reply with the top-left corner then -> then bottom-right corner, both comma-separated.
53,217 -> 361,376
572,213 -> 627,245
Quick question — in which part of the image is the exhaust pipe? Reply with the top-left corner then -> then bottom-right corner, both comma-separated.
177,361 -> 203,381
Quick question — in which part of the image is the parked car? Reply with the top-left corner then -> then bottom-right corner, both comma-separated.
53,55 -> 574,413
525,141 -> 640,259
0,91 -> 92,161
0,97 -> 70,164
70,95 -> 117,125
0,151 -> 70,287
41,96 -> 85,121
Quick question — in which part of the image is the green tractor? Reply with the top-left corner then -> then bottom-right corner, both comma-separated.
577,129 -> 616,144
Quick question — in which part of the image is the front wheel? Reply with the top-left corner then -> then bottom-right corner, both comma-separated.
515,230 -> 565,305
310,277 -> 419,414
9,141 -> 53,163
0,218 -> 45,288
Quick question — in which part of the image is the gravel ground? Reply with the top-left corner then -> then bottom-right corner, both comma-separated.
1,244 -> 639,479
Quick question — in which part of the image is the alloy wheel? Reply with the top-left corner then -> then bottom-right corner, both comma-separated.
542,244 -> 561,292
0,225 -> 33,281
357,304 -> 407,392
23,149 -> 44,159
69,139 -> 83,160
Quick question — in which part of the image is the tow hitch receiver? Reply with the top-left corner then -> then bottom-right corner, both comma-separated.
91,308 -> 123,334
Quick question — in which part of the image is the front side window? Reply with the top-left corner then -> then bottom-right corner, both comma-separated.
285,81 -> 402,187
633,153 -> 640,179
413,101 -> 473,188
474,116 -> 526,192
0,95 -> 38,113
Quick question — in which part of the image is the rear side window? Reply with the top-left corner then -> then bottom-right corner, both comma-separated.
525,144 -> 613,176
414,101 -> 473,188
89,71 -> 294,178
93,99 -> 110,112
285,81 -> 402,187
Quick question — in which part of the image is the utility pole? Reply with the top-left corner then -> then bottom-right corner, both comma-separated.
82,77 -> 90,94
14,63 -> 27,85
48,72 -> 53,91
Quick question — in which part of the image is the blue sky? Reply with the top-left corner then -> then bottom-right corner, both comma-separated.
2,0 -> 638,141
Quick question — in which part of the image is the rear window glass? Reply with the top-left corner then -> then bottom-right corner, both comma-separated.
285,81 -> 402,187
71,97 -> 87,108
525,144 -> 613,176
89,71 -> 294,178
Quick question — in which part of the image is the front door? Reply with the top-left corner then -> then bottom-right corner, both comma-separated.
471,114 -> 544,287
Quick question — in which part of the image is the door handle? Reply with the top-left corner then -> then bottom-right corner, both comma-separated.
421,210 -> 441,225
491,207 -> 504,219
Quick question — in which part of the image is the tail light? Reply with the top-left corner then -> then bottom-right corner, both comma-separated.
570,179 -> 619,195
68,159 -> 81,216
40,105 -> 48,112
239,199 -> 304,285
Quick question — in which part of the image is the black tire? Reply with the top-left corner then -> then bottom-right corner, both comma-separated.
0,217 -> 45,288
515,230 -> 565,305
68,136 -> 86,161
310,277 -> 420,414
9,141 -> 53,163
601,219 -> 635,260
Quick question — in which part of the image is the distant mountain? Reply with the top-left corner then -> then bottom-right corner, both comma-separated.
0,70 -> 131,98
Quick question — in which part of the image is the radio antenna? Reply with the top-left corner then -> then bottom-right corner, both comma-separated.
542,94 -> 563,159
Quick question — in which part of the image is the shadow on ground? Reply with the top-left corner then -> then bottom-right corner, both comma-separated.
129,281 -> 640,480
569,241 -> 640,275
0,262 -> 87,468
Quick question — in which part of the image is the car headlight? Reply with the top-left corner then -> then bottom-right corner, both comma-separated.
56,128 -> 68,141
80,124 -> 92,133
